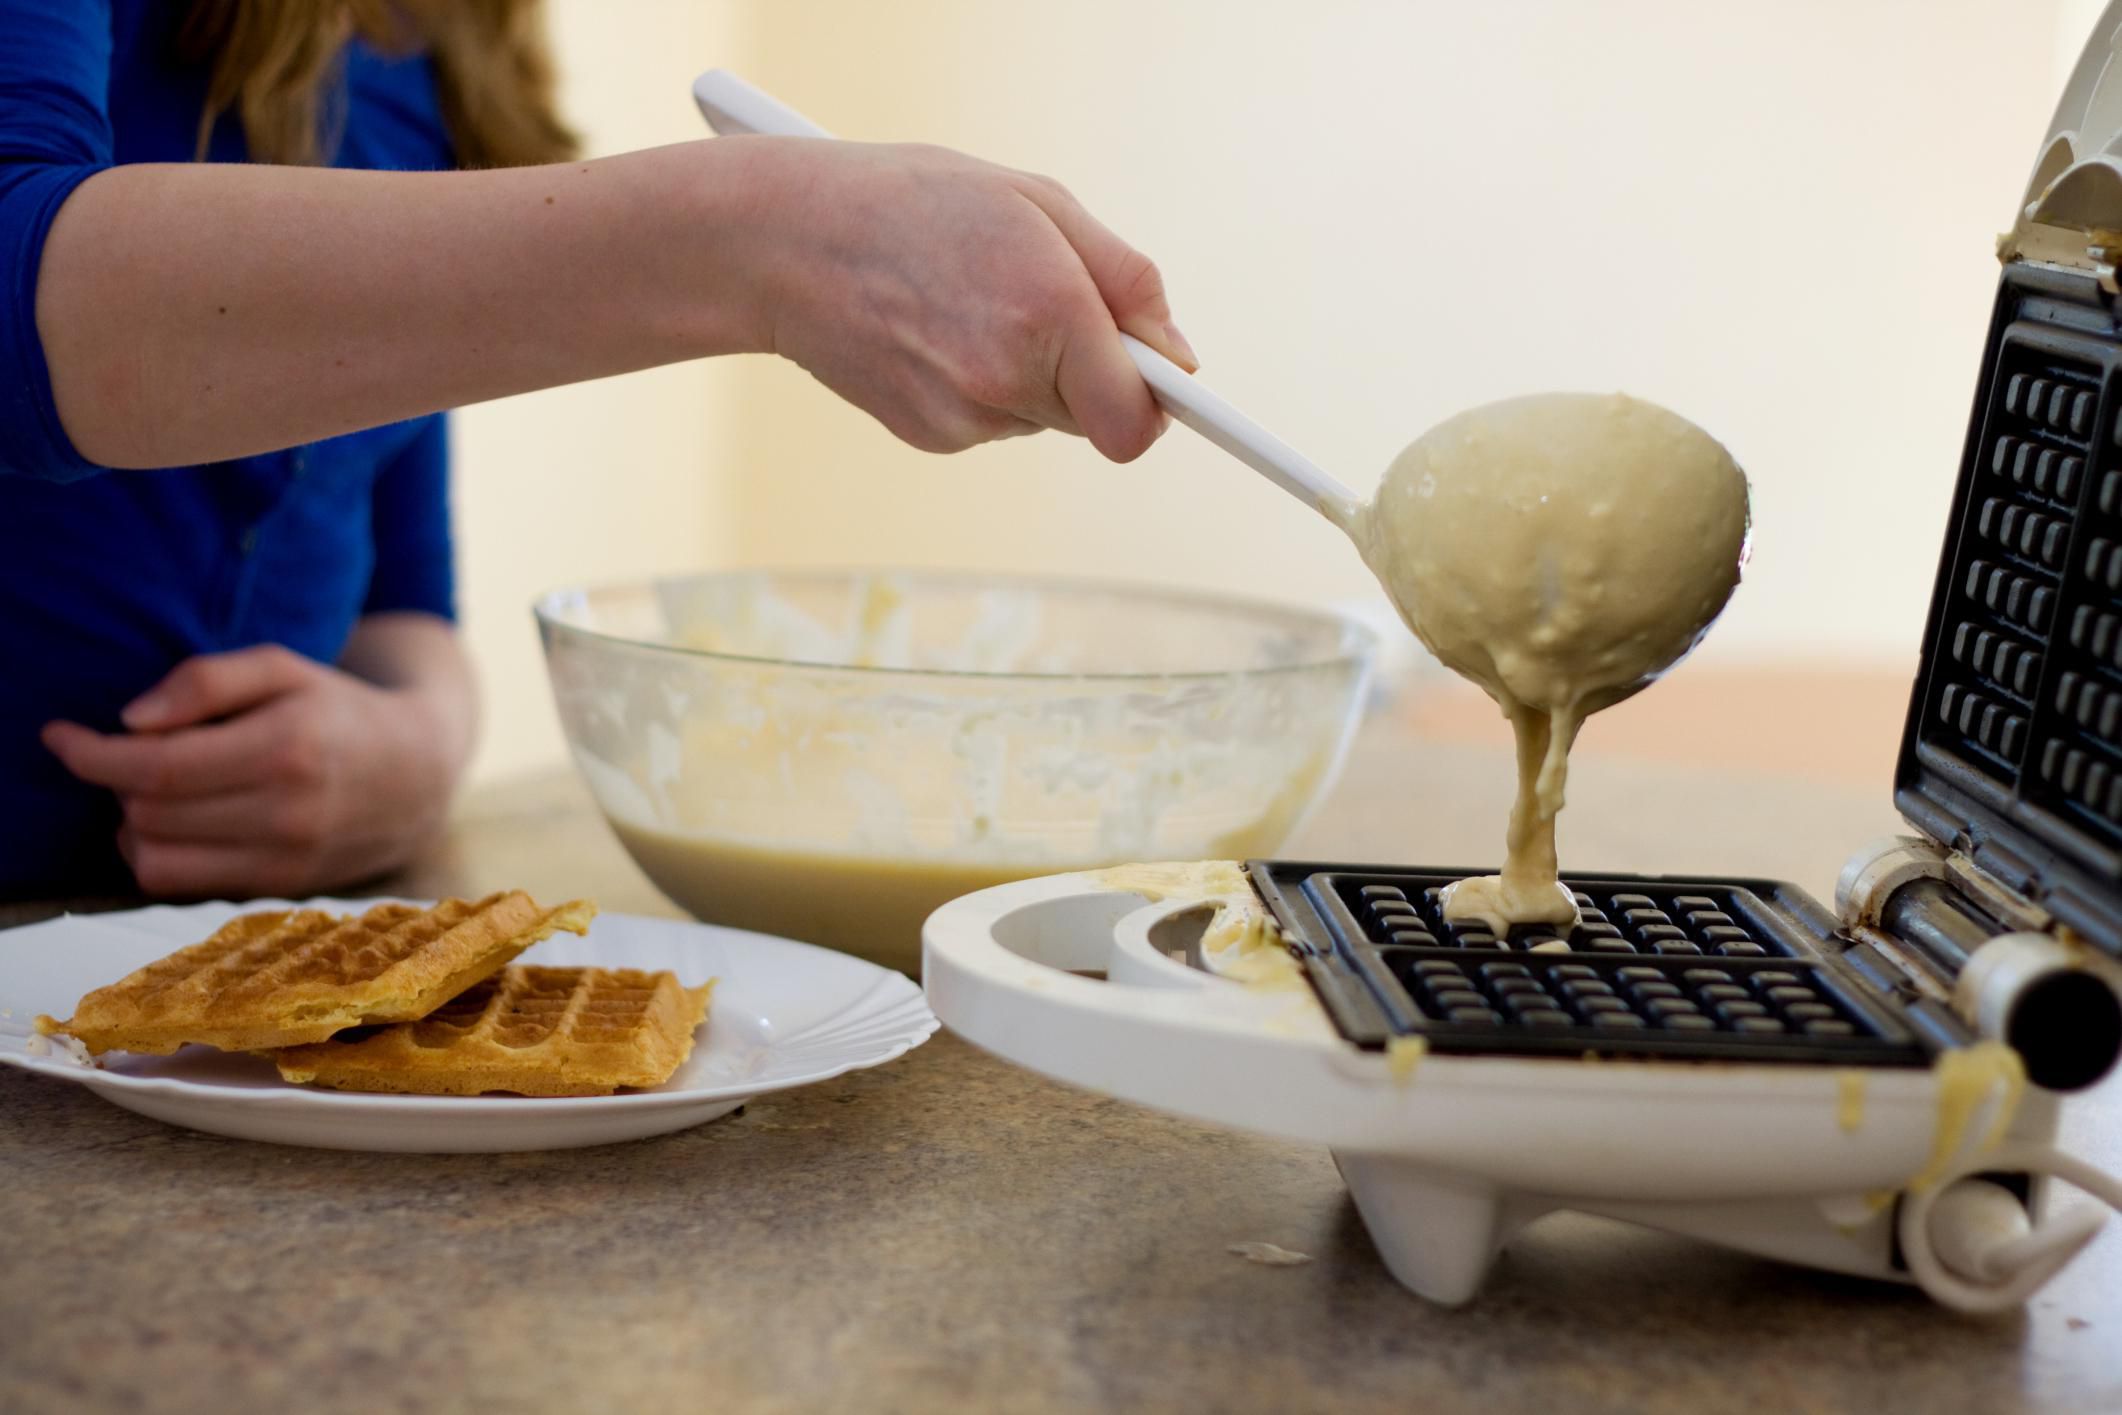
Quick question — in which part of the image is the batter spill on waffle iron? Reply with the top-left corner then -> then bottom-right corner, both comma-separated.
36,892 -> 714,1097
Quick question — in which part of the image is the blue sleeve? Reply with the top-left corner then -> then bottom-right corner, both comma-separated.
364,413 -> 456,621
0,1 -> 115,482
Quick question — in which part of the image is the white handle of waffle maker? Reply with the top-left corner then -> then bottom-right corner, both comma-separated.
690,69 -> 1369,537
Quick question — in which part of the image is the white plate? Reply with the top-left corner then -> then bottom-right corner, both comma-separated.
0,899 -> 937,1152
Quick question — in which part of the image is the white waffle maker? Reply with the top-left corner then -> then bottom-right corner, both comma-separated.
694,13 -> 2122,1312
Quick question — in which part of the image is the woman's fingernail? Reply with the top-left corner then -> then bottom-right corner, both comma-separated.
121,693 -> 169,730
1162,321 -> 1200,372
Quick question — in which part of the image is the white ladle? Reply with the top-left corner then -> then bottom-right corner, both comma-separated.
690,69 -> 1367,536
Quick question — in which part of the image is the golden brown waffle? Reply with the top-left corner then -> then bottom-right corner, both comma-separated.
272,965 -> 713,1096
37,893 -> 597,1055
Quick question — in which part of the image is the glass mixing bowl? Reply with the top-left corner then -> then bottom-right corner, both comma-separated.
535,569 -> 1375,973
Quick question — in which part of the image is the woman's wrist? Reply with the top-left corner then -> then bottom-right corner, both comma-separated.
592,135 -> 861,365
393,677 -> 476,784
593,138 -> 788,362
339,615 -> 477,787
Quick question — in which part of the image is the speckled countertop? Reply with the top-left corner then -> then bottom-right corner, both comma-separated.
3,692 -> 2119,1414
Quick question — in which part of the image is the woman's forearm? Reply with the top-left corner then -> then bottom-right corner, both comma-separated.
38,134 -> 1185,469
35,139 -> 779,469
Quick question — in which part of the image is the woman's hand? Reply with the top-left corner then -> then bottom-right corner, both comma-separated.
40,621 -> 474,898
728,138 -> 1195,462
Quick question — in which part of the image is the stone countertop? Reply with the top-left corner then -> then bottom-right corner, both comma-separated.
3,674 -> 2119,1414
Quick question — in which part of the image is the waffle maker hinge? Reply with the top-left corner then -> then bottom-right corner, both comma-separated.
1998,226 -> 2122,294
1835,836 -> 2122,1092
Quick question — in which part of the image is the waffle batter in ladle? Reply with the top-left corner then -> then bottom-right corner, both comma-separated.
1359,393 -> 1750,933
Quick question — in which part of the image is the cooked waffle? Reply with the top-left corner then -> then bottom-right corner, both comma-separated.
37,892 -> 596,1055
272,965 -> 713,1096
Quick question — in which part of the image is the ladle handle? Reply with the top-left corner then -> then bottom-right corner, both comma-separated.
1117,335 -> 1364,532
691,69 -> 1366,535
692,69 -> 831,139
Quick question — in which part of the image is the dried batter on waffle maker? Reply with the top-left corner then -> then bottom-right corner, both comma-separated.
36,892 -> 596,1055
273,965 -> 714,1096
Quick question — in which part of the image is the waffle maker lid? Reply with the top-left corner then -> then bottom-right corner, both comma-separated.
1899,0 -> 2122,958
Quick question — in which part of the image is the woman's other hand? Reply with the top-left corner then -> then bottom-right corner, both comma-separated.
40,621 -> 474,898
728,137 -> 1196,461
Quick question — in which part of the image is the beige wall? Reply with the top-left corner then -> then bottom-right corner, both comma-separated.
452,0 -> 2102,783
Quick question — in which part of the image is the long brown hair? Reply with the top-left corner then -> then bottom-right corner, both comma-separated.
178,0 -> 578,169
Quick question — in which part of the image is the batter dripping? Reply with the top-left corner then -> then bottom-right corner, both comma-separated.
1358,393 -> 1751,933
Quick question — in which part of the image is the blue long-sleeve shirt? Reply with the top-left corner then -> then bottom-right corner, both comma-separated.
0,1 -> 459,895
